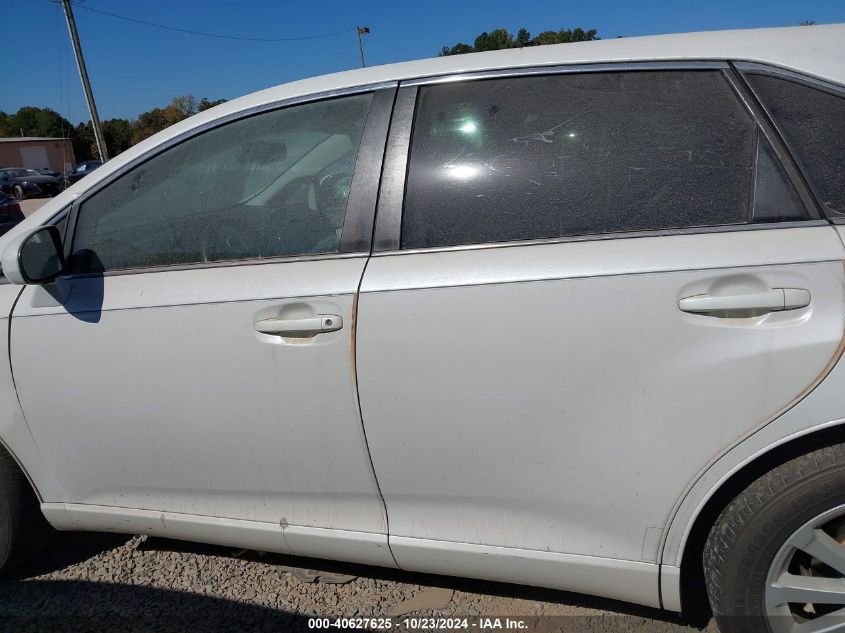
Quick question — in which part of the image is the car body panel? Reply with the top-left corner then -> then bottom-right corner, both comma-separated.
390,536 -> 660,607
41,502 -> 398,568
9,257 -> 390,552
356,226 -> 845,561
0,195 -> 25,236
0,282 -> 64,502
658,226 -> 845,609
0,25 -> 842,612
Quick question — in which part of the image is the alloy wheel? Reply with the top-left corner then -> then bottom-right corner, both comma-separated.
766,504 -> 845,633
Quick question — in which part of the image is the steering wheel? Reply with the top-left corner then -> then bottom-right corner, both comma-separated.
317,173 -> 353,211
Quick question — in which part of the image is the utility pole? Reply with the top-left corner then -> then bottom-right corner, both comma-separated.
356,26 -> 370,68
61,0 -> 109,162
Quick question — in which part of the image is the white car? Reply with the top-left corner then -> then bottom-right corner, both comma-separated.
1,24 -> 844,633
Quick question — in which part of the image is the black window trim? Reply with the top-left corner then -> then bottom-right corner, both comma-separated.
373,60 -> 823,255
373,85 -> 417,252
724,64 -> 821,222
60,80 -> 398,280
734,61 -> 845,223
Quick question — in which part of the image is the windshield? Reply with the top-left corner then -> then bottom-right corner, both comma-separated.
6,169 -> 39,178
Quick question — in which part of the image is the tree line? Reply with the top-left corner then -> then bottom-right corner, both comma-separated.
0,95 -> 226,163
440,26 -> 599,56
2,25 -> 599,162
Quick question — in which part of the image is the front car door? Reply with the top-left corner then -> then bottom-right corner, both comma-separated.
356,65 -> 845,605
11,85 -> 396,566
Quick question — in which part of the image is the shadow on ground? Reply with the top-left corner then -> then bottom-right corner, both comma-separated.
0,532 -> 713,632
0,578 -> 312,632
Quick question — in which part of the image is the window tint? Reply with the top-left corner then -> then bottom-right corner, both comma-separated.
402,71 -> 807,249
752,136 -> 805,222
53,212 -> 69,243
745,73 -> 845,216
70,93 -> 373,273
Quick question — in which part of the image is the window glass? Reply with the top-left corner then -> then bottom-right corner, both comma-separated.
53,212 -> 69,242
402,71 -> 807,249
70,93 -> 373,273
745,73 -> 845,216
752,136 -> 806,223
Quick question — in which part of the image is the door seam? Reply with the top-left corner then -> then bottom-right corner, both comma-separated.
351,254 -> 399,568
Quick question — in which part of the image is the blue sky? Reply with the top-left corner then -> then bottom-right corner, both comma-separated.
3,0 -> 844,123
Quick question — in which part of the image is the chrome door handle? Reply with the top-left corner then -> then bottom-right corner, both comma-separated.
254,315 -> 342,336
679,288 -> 810,315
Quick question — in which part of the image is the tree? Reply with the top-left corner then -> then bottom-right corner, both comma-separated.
73,121 -> 97,161
102,118 -> 132,157
167,95 -> 198,119
440,26 -> 599,55
198,97 -> 227,112
130,107 -> 169,145
1,95 -> 228,160
440,42 -> 473,56
0,106 -> 98,161
3,106 -> 73,138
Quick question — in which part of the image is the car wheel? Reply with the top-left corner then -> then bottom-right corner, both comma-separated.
0,446 -> 52,574
12,185 -> 25,201
703,443 -> 845,633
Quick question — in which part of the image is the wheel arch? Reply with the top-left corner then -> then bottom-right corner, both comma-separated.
0,436 -> 43,503
669,421 -> 845,615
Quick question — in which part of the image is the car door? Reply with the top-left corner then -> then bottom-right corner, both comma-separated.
10,86 -> 396,565
355,65 -> 845,597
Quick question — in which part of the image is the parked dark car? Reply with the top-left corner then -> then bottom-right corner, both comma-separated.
0,193 -> 25,236
33,167 -> 61,178
0,168 -> 60,200
60,160 -> 102,189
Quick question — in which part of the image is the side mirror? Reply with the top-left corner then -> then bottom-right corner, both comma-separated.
0,226 -> 66,285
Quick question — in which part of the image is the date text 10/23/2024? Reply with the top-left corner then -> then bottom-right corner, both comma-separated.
307,617 -> 530,630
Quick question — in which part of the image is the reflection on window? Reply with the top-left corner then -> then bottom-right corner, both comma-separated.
746,73 -> 845,216
70,93 -> 373,273
402,71 -> 808,249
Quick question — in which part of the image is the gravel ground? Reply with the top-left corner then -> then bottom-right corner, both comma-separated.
0,531 -> 718,632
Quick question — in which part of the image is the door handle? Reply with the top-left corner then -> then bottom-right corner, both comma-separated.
254,314 -> 342,336
679,288 -> 810,315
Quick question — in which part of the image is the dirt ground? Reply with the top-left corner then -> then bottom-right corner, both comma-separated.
0,531 -> 719,633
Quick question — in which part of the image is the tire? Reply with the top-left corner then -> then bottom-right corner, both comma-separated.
12,185 -> 25,201
703,443 -> 845,633
0,445 -> 52,574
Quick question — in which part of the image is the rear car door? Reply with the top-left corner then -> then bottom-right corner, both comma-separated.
10,86 -> 396,564
356,64 -> 845,588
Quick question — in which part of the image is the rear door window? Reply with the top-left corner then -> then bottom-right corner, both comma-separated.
402,70 -> 809,249
744,73 -> 845,217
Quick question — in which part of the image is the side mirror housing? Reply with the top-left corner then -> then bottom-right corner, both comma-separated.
0,226 -> 66,285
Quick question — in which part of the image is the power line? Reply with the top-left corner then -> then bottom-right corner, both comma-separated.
68,2 -> 358,43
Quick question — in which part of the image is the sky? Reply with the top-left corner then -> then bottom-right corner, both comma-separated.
2,0 -> 844,124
